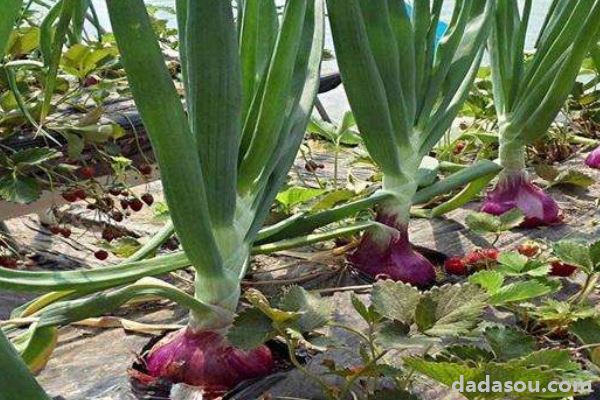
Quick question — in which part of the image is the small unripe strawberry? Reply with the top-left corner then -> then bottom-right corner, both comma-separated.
94,250 -> 109,260
111,211 -> 124,222
141,193 -> 154,206
83,75 -> 100,87
129,198 -> 143,212
445,257 -> 467,275
80,166 -> 95,179
549,261 -> 577,277
102,228 -> 115,242
0,256 -> 18,269
61,227 -> 72,238
139,164 -> 153,175
517,243 -> 540,258
453,141 -> 465,155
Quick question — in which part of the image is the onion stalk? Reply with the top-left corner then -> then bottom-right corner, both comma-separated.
0,330 -> 50,400
327,0 -> 493,285
483,0 -> 600,226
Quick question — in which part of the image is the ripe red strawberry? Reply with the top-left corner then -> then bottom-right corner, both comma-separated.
481,248 -> 499,261
464,250 -> 484,265
61,227 -> 72,238
453,141 -> 465,155
109,187 -> 122,196
129,198 -> 143,212
49,225 -> 62,235
80,166 -> 95,179
62,190 -> 78,202
549,261 -> 577,277
445,257 -> 467,275
517,243 -> 540,258
141,193 -> 154,206
0,256 -> 18,269
120,199 -> 129,210
94,250 -> 109,260
74,188 -> 87,200
139,164 -> 153,175
83,75 -> 100,87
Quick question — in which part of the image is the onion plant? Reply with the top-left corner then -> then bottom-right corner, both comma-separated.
481,0 -> 600,226
1,0 -> 325,393
106,0 -> 324,391
326,0 -> 493,286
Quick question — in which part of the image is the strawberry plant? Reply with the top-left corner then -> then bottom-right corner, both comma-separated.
407,325 -> 595,399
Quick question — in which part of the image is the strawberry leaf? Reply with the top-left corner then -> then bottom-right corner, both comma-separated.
227,307 -> 275,350
371,280 -> 421,325
484,326 -> 535,361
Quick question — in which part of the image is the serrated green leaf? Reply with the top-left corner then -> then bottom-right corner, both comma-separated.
0,175 -> 41,204
469,270 -> 504,294
98,237 -> 142,259
311,189 -> 356,211
407,356 -> 578,399
65,133 -> 84,159
415,296 -> 436,333
416,284 -> 488,337
553,241 -> 594,273
11,148 -> 61,168
374,320 -> 411,349
440,345 -> 495,363
404,358 -> 480,389
534,164 -> 560,182
371,280 -> 421,325
570,317 -> 600,367
279,285 -> 331,332
511,349 -> 581,372
350,292 -> 372,323
549,169 -> 595,188
497,252 -> 529,273
276,186 -> 326,209
227,307 -> 274,350
465,212 -> 502,233
490,280 -> 553,305
484,326 -> 535,361
245,289 -> 300,324
590,240 -> 600,269
498,208 -> 525,230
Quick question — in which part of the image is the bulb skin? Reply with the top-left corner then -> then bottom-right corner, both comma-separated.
349,215 -> 436,287
143,328 -> 274,393
481,170 -> 561,228
585,147 -> 600,169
